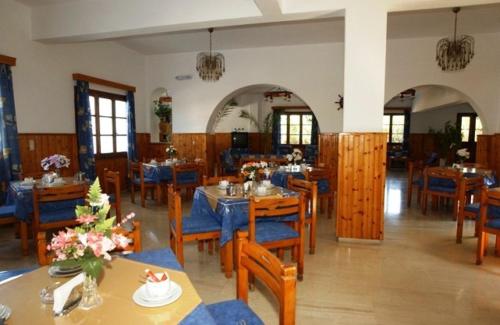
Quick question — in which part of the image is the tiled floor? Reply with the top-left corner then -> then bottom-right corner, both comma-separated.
2,171 -> 500,324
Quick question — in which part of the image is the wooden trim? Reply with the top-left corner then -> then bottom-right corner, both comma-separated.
73,73 -> 136,92
0,54 -> 16,66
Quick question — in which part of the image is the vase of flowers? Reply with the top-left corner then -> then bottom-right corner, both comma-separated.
241,161 -> 268,183
286,148 -> 303,165
456,148 -> 470,164
166,145 -> 178,159
41,154 -> 70,177
47,178 -> 134,310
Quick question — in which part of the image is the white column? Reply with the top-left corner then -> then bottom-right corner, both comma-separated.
343,3 -> 388,132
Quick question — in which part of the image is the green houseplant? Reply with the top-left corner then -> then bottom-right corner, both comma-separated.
153,100 -> 172,123
429,121 -> 463,165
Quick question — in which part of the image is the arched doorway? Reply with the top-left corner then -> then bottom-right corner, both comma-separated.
206,84 -> 320,174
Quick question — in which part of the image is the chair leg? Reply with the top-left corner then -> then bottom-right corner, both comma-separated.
456,212 -> 464,244
309,221 -> 316,254
495,236 -> 500,256
484,233 -> 489,256
130,184 -> 135,204
407,184 -> 413,207
208,240 -> 214,255
320,198 -> 325,214
476,231 -> 486,265
177,239 -> 184,267
20,221 -> 29,256
277,248 -> 285,260
297,242 -> 304,281
197,241 -> 204,252
452,199 -> 458,221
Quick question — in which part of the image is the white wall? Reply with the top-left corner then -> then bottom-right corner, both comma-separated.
0,0 -> 147,133
145,43 -> 344,135
410,103 -> 475,133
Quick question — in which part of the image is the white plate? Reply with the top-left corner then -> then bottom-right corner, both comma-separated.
132,281 -> 182,308
0,304 -> 11,320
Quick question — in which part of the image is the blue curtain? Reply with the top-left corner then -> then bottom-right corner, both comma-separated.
74,80 -> 96,180
0,64 -> 22,182
271,110 -> 281,154
127,91 -> 137,161
311,115 -> 319,145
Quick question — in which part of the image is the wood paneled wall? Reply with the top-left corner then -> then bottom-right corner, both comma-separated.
477,134 -> 500,177
408,133 -> 438,161
318,133 -> 339,192
336,133 -> 386,240
95,156 -> 128,187
18,133 -> 79,177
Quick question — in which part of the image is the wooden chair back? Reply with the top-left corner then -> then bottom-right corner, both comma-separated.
129,161 -> 140,182
408,160 -> 424,183
202,175 -> 243,186
305,168 -> 331,187
459,176 -> 484,202
479,188 -> 500,227
248,195 -> 305,242
103,169 -> 122,223
173,163 -> 201,187
235,231 -> 297,325
167,184 -> 182,239
287,176 -> 317,219
37,221 -> 142,266
423,167 -> 461,191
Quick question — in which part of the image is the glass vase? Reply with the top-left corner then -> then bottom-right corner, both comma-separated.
79,273 -> 102,310
55,168 -> 61,178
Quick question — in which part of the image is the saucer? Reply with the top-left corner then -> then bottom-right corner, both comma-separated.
133,281 -> 182,308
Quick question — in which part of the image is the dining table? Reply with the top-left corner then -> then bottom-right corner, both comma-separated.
142,161 -> 199,183
0,249 -> 216,324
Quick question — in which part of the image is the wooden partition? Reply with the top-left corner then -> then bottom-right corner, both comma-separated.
318,133 -> 339,191
336,133 -> 386,240
18,133 -> 79,177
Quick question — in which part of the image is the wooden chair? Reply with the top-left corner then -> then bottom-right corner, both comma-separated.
167,185 -> 222,268
207,231 -> 297,325
0,193 -> 26,255
172,163 -> 201,197
287,176 -> 318,254
248,194 -> 305,280
202,175 -> 243,186
129,161 -> 161,208
305,168 -> 334,218
407,160 -> 424,207
476,188 -> 500,265
103,169 -> 122,223
37,221 -> 142,266
32,183 -> 88,252
421,167 -> 461,218
456,175 -> 484,243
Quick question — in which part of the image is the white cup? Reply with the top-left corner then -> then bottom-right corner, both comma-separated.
145,272 -> 171,298
219,180 -> 229,188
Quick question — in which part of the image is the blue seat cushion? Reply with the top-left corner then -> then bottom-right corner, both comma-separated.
0,205 -> 16,218
176,172 -> 198,185
39,208 -> 77,224
207,300 -> 264,325
465,203 -> 480,213
428,186 -> 456,193
171,216 -> 221,235
125,248 -> 183,271
253,221 -> 299,244
486,218 -> 500,229
133,177 -> 157,185
317,179 -> 330,194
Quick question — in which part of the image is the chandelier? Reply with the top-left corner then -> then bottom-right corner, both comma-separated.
264,88 -> 292,102
436,7 -> 474,71
196,28 -> 225,81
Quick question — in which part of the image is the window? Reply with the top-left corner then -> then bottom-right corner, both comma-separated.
279,113 -> 313,145
89,90 -> 128,155
383,113 -> 406,143
457,113 -> 483,143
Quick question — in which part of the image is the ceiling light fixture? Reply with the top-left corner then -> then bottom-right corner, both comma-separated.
196,28 -> 225,82
264,88 -> 292,102
436,7 -> 474,71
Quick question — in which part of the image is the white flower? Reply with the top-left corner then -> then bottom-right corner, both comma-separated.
456,148 -> 470,159
90,193 -> 110,207
286,154 -> 293,162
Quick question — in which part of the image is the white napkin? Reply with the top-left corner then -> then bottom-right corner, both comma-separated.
53,273 -> 85,314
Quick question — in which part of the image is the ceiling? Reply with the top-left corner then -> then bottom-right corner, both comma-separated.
16,0 -> 79,5
115,3 -> 500,54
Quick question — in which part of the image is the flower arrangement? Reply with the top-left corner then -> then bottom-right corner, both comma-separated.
241,161 -> 268,181
456,148 -> 470,163
286,148 -> 303,164
47,178 -> 135,279
166,145 -> 178,158
41,154 -> 70,171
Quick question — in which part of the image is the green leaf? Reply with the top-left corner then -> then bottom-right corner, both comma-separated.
52,259 -> 81,269
75,205 -> 92,217
81,256 -> 103,279
87,178 -> 102,205
95,216 -> 115,232
239,109 -> 261,132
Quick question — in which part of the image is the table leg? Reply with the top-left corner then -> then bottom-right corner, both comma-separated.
20,221 -> 29,256
223,240 -> 233,278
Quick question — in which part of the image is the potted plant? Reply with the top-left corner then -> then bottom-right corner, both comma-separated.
429,121 -> 463,165
153,98 -> 172,142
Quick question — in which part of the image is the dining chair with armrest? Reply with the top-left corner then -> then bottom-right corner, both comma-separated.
207,231 -> 297,325
476,188 -> 500,265
421,167 -> 461,218
407,160 -> 424,207
456,175 -> 484,243
129,161 -> 161,208
305,168 -> 334,219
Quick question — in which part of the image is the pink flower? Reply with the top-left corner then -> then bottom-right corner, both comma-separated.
77,214 -> 97,224
112,233 -> 130,249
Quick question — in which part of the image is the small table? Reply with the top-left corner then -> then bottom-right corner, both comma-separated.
0,256 -> 216,324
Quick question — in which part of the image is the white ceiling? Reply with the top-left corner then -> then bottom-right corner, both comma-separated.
115,3 -> 500,54
16,0 -> 79,6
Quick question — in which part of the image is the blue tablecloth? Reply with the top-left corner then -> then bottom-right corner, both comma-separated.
271,171 -> 305,187
192,187 -> 298,246
143,164 -> 173,182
